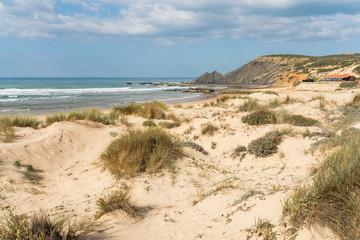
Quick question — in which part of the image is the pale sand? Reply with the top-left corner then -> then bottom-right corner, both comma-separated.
0,82 -> 355,239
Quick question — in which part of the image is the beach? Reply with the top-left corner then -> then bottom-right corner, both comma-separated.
0,82 -> 356,239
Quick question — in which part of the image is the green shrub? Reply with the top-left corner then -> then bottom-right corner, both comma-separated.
11,116 -> 41,129
96,190 -> 140,218
283,134 -> 360,239
239,99 -> 261,112
100,128 -> 183,178
201,122 -> 219,136
159,121 -> 180,129
285,114 -> 318,126
0,211 -> 76,240
142,120 -> 156,127
340,81 -> 358,88
248,130 -> 285,157
0,116 -> 15,143
242,109 -> 277,125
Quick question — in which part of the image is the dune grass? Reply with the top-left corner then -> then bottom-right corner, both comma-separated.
0,210 -> 76,240
45,110 -> 114,126
201,122 -> 219,136
45,113 -> 67,126
283,133 -> 360,239
238,99 -> 262,112
96,189 -> 141,219
10,116 -> 41,129
0,116 -> 15,143
110,100 -> 168,119
100,128 -> 183,178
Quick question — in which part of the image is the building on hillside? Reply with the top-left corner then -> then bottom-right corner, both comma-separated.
321,75 -> 356,82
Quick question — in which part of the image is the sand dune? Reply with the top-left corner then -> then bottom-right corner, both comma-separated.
0,82 -> 355,239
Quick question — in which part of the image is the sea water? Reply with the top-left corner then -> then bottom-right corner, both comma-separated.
0,77 -> 206,115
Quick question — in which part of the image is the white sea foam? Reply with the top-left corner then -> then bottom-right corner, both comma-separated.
0,87 -> 166,96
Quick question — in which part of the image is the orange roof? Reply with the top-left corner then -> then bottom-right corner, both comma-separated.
324,75 -> 351,78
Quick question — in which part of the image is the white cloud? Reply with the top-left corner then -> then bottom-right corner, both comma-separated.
0,0 -> 360,43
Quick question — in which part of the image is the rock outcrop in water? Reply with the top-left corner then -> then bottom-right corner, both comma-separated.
192,71 -> 226,84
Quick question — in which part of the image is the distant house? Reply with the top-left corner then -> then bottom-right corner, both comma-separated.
322,75 -> 356,82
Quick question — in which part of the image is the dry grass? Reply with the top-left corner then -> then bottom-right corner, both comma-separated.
283,133 -> 360,239
0,116 -> 15,143
45,113 -> 67,126
10,116 -> 41,129
96,189 -> 141,219
110,100 -> 168,119
45,110 -> 114,126
200,122 -> 219,136
238,99 -> 262,112
100,128 -> 183,178
0,210 -> 76,240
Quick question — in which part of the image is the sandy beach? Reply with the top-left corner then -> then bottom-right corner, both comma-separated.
0,82 -> 356,239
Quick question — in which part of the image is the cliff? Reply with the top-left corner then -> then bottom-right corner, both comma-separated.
193,54 -> 360,87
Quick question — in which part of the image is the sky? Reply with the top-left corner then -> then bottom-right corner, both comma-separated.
0,0 -> 360,78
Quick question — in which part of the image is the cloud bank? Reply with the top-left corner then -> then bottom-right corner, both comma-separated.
1,0 -> 360,42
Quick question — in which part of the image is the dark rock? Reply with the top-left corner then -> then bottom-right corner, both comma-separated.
192,71 -> 226,84
178,142 -> 208,155
125,82 -> 133,85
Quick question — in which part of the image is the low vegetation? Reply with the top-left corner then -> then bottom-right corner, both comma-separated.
238,99 -> 262,112
159,121 -> 180,129
0,116 -> 15,143
22,164 -> 42,184
0,211 -> 76,240
45,113 -> 67,126
10,115 -> 41,129
100,128 -> 183,178
242,109 -> 318,127
110,100 -> 167,119
339,81 -> 358,88
283,133 -> 360,239
96,189 -> 141,219
142,120 -> 157,127
248,130 -> 287,157
242,109 -> 277,125
201,122 -> 219,136
284,114 -> 318,126
45,110 -> 114,126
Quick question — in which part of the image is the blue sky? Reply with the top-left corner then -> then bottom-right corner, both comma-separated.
0,0 -> 359,77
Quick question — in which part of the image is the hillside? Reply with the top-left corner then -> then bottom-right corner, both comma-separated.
193,53 -> 360,87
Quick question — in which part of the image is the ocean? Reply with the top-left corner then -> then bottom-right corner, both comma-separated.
0,77 -> 209,115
